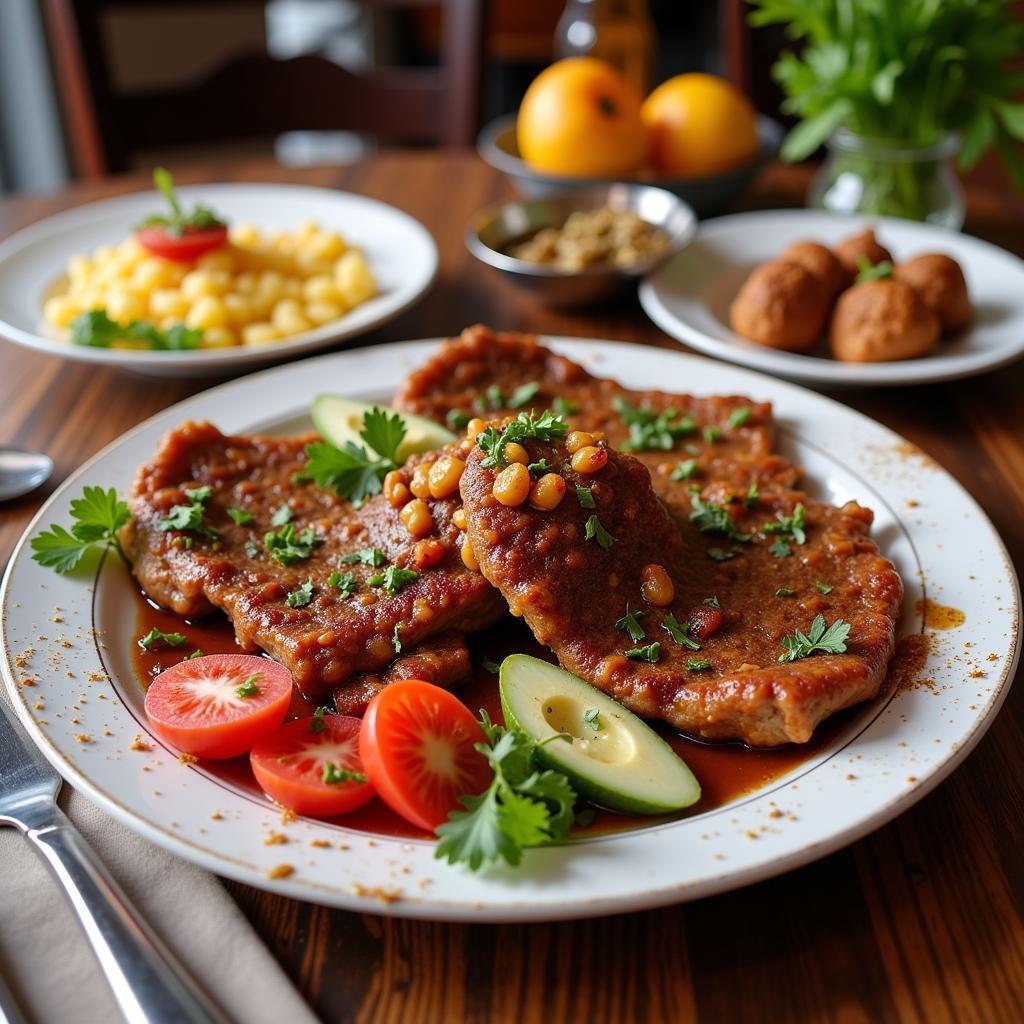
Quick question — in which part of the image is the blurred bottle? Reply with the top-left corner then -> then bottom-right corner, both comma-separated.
555,0 -> 654,95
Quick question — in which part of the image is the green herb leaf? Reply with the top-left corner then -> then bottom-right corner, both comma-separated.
729,407 -> 752,429
583,708 -> 602,731
69,309 -> 202,350
662,613 -> 700,651
613,396 -> 696,451
702,425 -> 722,445
339,547 -> 387,567
477,410 -> 569,468
482,657 -> 500,674
779,615 -> 850,663
310,706 -> 329,733
689,489 -> 751,542
763,503 -> 806,545
392,622 -> 402,654
527,458 -> 551,476
137,167 -> 226,237
707,547 -> 738,562
552,396 -> 578,417
327,570 -> 358,597
855,256 -> 894,284
158,485 -> 218,541
583,514 -> 615,550
370,564 -> 419,595
776,587 -> 796,597
227,506 -> 253,526
671,459 -> 698,481
625,642 -> 661,663
446,409 -> 470,431
286,580 -> 315,608
236,672 -> 261,698
31,486 -> 131,573
703,595 -> 721,608
769,538 -> 793,559
322,762 -> 368,785
138,627 -> 186,651
687,658 -> 712,672
614,604 -> 646,643
508,381 -> 540,409
744,482 -> 759,508
270,504 -> 293,526
184,649 -> 204,660
575,484 -> 596,509
816,580 -> 834,595
359,407 -> 407,464
301,440 -> 390,505
264,523 -> 322,565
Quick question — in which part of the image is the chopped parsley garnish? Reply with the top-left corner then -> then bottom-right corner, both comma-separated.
702,425 -> 722,445
69,309 -> 202,351
481,657 -> 500,674
31,486 -> 130,573
184,649 -> 204,660
322,762 -> 368,785
138,627 -> 186,651
270,504 -> 293,526
447,409 -> 470,431
763,503 -> 807,545
137,167 -> 225,237
744,482 -> 759,508
264,523 -> 321,565
236,673 -> 261,698
368,564 -> 419,595
301,407 -> 409,505
769,538 -> 793,559
473,384 -> 506,413
339,547 -> 387,567
689,489 -> 751,542
615,604 -> 646,643
855,255 -> 894,283
435,711 -> 579,870
729,407 -> 752,429
575,484 -> 596,509
508,381 -> 541,409
776,587 -> 796,597
477,410 -> 569,468
583,708 -> 602,731
625,642 -> 661,663
527,458 -> 551,475
553,396 -> 578,417
613,396 -> 696,451
583,514 -> 615,550
661,613 -> 700,651
285,580 -> 315,608
392,622 -> 402,654
671,459 -> 698,481
687,658 -> 712,672
310,706 -> 329,733
707,547 -> 739,562
327,570 -> 358,597
779,615 -> 851,662
158,485 -> 218,541
816,580 -> 834,595
703,595 -> 721,609
227,506 -> 252,526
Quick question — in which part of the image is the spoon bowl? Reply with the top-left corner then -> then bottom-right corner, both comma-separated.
0,448 -> 54,501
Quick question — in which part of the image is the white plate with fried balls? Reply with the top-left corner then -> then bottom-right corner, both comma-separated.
639,210 -> 1024,387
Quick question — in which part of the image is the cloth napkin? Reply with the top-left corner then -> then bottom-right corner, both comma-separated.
0,705 -> 320,1024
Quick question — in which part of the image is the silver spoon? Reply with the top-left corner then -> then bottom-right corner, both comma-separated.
0,448 -> 53,501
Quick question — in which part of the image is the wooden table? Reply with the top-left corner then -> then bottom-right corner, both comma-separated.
2,154 -> 1022,1024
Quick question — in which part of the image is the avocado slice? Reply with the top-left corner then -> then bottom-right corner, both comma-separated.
499,654 -> 701,814
311,394 -> 455,463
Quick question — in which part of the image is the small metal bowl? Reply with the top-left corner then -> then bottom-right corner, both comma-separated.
465,184 -> 697,309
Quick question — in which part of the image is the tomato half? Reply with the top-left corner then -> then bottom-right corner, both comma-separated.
250,715 -> 374,818
144,654 -> 291,759
136,225 -> 228,262
359,680 -> 492,831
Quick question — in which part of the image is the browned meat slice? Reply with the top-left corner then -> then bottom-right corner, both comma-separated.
332,632 -> 471,715
395,324 -> 800,494
121,420 -> 504,692
459,429 -> 902,746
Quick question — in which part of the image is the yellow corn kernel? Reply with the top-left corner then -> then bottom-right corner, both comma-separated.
304,301 -> 344,326
105,288 -> 146,323
334,250 -> 376,306
181,271 -> 218,301
197,249 -> 236,274
400,498 -> 434,538
201,326 -> 238,348
67,255 -> 92,282
241,322 -> 281,346
149,289 -> 188,319
229,222 -> 261,248
302,275 -> 341,304
270,299 -> 309,334
222,293 -> 252,326
233,272 -> 257,295
186,295 -> 229,330
503,442 -> 529,465
43,295 -> 80,329
492,463 -> 531,506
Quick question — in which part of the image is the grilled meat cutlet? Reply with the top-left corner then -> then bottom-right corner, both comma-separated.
460,429 -> 902,746
121,420 -> 504,693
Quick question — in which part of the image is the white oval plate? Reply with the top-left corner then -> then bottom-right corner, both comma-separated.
0,183 -> 437,377
639,210 -> 1024,387
1,338 -> 1018,921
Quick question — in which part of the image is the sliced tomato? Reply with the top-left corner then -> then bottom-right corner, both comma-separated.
144,654 -> 291,759
689,604 -> 724,642
359,680 -> 492,832
136,225 -> 228,262
250,715 -> 374,818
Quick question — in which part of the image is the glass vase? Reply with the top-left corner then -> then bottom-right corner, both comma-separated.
808,129 -> 965,228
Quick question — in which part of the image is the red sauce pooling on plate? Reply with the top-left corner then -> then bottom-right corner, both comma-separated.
130,591 -> 851,840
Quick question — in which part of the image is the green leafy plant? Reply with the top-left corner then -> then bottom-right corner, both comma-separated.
749,0 -> 1024,214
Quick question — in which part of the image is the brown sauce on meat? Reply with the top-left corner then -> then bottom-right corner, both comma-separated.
131,592 -> 855,841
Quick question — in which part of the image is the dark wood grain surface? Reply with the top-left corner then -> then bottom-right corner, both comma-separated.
2,154 -> 1022,1024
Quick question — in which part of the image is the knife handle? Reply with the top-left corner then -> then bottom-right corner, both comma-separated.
26,810 -> 231,1024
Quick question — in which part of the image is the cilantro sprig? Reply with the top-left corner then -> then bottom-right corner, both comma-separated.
137,167 -> 226,238
158,485 -> 218,542
70,310 -> 202,351
778,615 -> 851,663
435,712 -> 580,871
613,396 -> 696,452
31,486 -> 130,573
477,410 -> 569,469
302,407 -> 409,505
615,604 -> 646,643
763,503 -> 807,546
689,489 -> 751,543
264,523 -> 322,565
138,627 -> 186,651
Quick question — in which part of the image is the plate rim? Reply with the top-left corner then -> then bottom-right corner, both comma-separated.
639,208 -> 1024,387
1,335 -> 1019,921
0,182 -> 438,371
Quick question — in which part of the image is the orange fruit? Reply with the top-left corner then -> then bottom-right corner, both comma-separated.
642,73 -> 759,178
517,58 -> 648,177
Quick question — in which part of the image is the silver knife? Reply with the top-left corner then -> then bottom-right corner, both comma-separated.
0,699 -> 232,1024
